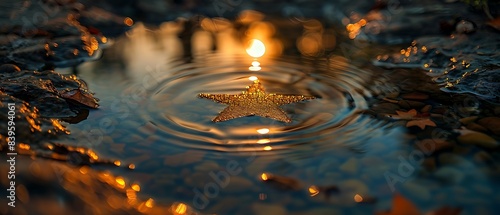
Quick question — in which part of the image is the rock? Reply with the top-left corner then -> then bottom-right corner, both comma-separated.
226,176 -> 253,193
459,116 -> 478,125
339,158 -> 358,174
407,101 -> 426,109
251,203 -> 287,215
434,167 -> 465,184
457,132 -> 498,148
466,122 -> 488,133
372,103 -> 400,114
194,161 -> 220,172
477,117 -> 500,135
0,64 -> 21,73
339,179 -> 368,196
438,153 -> 474,169
402,92 -> 429,100
420,105 -> 432,113
402,181 -> 431,200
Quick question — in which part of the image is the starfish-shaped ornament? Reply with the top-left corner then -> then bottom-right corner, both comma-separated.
198,80 -> 316,123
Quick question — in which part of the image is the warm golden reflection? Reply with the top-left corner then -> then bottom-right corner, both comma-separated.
257,139 -> 271,144
308,185 -> 320,197
115,177 -> 126,189
263,146 -> 272,151
172,202 -> 188,215
261,173 -> 270,181
249,76 -> 259,81
257,128 -> 270,134
354,194 -> 363,202
124,17 -> 134,26
249,60 -> 262,71
128,164 -> 136,169
246,39 -> 266,58
131,183 -> 141,192
114,160 -> 121,166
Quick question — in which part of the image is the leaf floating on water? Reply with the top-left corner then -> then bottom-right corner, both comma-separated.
375,193 -> 420,215
406,119 -> 437,130
486,17 -> 500,31
60,89 -> 99,108
376,193 -> 462,215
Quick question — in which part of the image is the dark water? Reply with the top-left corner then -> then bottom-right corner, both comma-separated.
1,1 -> 500,215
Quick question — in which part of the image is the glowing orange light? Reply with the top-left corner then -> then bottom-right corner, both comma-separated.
246,39 -> 266,58
114,160 -> 121,166
308,186 -> 320,197
128,164 -> 136,169
257,139 -> 271,144
124,17 -> 134,26
354,194 -> 363,202
116,177 -> 126,189
249,76 -> 259,81
131,183 -> 141,192
261,173 -> 269,181
173,203 -> 188,215
263,146 -> 272,151
257,128 -> 270,134
145,198 -> 154,208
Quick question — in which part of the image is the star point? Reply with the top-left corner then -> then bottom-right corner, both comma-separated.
198,80 -> 316,123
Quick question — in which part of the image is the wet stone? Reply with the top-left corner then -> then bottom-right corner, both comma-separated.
339,158 -> 358,174
477,117 -> 500,136
457,132 -> 498,149
466,122 -> 488,133
0,64 -> 21,73
251,203 -> 287,215
434,167 -> 465,184
402,92 -> 429,100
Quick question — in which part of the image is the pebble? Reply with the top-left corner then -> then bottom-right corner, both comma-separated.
477,117 -> 500,135
438,153 -> 474,169
339,158 -> 358,174
457,132 -> 498,148
251,203 -> 287,215
194,161 -> 220,172
420,105 -> 432,113
372,103 -> 400,114
466,122 -> 488,133
434,167 -> 464,184
402,181 -> 431,200
339,179 -> 368,196
402,92 -> 429,100
0,64 -> 21,73
225,176 -> 253,193
459,116 -> 478,125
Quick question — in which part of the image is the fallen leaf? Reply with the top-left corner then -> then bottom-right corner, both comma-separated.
406,119 -> 437,130
376,194 -> 462,215
60,89 -> 99,108
376,193 -> 420,215
487,17 -> 500,31
385,109 -> 418,120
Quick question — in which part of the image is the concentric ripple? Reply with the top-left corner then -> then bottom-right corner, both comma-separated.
136,54 -> 388,152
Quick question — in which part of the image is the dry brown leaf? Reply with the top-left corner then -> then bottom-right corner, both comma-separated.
375,193 -> 420,215
487,17 -> 500,30
406,119 -> 437,130
60,89 -> 99,108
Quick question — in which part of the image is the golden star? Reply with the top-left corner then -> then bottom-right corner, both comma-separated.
198,80 -> 316,123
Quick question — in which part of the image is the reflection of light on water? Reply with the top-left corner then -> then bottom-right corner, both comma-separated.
263,146 -> 272,151
246,39 -> 266,58
354,194 -> 363,202
257,128 -> 270,134
249,60 -> 262,71
260,173 -> 269,181
308,186 -> 320,197
172,202 -> 188,215
249,76 -> 259,81
257,139 -> 271,144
